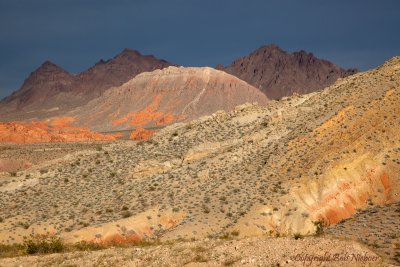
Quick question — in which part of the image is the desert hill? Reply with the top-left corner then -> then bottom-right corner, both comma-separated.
0,56 -> 399,264
71,66 -> 269,133
0,49 -> 174,121
217,44 -> 357,99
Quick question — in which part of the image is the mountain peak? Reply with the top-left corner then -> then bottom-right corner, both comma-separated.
0,49 -> 175,119
116,48 -> 142,58
41,60 -> 60,68
36,60 -> 67,73
258,44 -> 285,53
263,44 -> 281,50
220,43 -> 358,99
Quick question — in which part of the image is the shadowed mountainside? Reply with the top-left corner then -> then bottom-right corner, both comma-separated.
217,44 -> 357,99
0,49 -> 174,121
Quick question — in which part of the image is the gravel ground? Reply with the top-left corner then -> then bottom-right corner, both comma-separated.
0,236 -> 394,267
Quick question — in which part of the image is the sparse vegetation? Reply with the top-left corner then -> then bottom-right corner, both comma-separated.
24,235 -> 65,255
313,220 -> 325,236
293,233 -> 303,240
0,58 -> 399,265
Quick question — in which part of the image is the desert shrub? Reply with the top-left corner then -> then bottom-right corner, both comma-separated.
313,220 -> 325,236
192,254 -> 209,262
261,120 -> 270,127
230,230 -> 240,237
24,235 -> 65,254
202,205 -> 210,214
219,233 -> 231,240
293,233 -> 303,240
121,211 -> 132,218
223,258 -> 240,266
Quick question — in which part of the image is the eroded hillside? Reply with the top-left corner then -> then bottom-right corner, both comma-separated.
71,66 -> 269,132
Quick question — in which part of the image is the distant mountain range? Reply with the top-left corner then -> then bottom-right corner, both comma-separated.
0,49 -> 174,120
0,44 -> 357,141
217,44 -> 357,99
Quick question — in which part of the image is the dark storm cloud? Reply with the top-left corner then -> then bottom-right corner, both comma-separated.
0,0 -> 400,99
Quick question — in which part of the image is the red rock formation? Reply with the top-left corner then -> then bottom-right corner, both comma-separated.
113,95 -> 177,127
218,44 -> 357,99
306,166 -> 397,225
0,117 -> 118,144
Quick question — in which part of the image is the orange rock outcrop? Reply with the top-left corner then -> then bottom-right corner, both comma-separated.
0,117 -> 118,144
113,95 -> 177,127
130,128 -> 154,140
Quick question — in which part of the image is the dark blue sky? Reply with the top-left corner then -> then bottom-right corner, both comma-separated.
1,0 -> 400,99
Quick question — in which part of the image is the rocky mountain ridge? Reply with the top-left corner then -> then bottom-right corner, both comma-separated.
0,49 -> 174,121
218,44 -> 357,99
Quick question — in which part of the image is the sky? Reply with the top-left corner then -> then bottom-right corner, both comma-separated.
0,0 -> 400,99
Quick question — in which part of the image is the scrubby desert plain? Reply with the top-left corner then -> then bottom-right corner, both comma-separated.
0,56 -> 399,266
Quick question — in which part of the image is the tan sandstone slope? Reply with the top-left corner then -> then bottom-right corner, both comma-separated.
70,66 -> 269,132
0,57 -> 399,262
